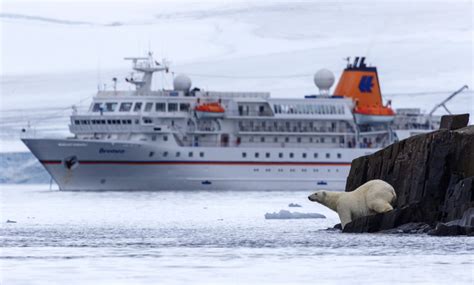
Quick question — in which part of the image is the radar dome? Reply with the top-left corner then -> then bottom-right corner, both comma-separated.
173,74 -> 192,92
314,69 -> 335,95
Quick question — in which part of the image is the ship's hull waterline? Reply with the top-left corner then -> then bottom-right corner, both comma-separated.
22,138 -> 372,191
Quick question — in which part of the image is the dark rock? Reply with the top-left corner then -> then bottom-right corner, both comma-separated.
343,124 -> 474,234
439,114 -> 469,130
380,222 -> 432,234
326,223 -> 342,231
428,223 -> 473,236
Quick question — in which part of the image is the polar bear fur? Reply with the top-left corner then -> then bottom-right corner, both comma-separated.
308,179 -> 396,229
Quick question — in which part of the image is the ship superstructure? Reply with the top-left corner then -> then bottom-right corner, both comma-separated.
23,54 -> 448,191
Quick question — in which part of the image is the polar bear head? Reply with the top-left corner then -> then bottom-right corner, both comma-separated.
308,190 -> 327,203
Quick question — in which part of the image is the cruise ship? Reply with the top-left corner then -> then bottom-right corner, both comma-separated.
22,54 -> 445,191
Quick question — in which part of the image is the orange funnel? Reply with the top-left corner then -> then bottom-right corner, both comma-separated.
334,57 -> 395,119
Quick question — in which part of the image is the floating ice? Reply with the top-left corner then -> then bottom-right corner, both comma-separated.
265,210 -> 325,219
288,203 -> 302,207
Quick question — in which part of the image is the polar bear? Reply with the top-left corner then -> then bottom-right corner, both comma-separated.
308,179 -> 396,229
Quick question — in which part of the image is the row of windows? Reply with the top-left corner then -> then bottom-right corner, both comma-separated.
243,136 -> 341,143
254,168 -> 340,173
242,152 -> 342,159
91,102 -> 191,113
147,151 -> 341,159
273,104 -> 345,115
74,119 -> 134,125
149,151 -> 205,158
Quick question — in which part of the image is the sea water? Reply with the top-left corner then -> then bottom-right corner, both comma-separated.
1,184 -> 473,284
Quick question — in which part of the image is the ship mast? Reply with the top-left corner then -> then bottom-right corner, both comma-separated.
124,52 -> 168,94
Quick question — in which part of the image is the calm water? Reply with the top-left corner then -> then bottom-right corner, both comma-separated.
1,184 -> 473,284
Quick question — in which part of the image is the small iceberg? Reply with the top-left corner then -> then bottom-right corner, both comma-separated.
288,203 -> 302,208
265,210 -> 326,220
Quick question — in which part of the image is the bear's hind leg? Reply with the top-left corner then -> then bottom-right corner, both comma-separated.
368,200 -> 393,214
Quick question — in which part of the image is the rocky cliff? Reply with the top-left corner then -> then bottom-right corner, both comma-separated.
343,114 -> 474,235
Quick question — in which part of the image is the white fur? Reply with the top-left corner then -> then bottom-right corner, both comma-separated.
308,179 -> 396,229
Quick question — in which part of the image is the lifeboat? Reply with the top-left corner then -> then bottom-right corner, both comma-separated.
195,102 -> 225,119
354,105 -> 395,124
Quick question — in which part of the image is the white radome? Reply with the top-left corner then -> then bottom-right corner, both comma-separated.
314,69 -> 335,91
173,74 -> 192,92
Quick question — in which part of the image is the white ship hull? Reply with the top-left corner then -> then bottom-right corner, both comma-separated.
22,138 -> 373,191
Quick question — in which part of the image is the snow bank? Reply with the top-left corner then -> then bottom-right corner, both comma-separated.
265,210 -> 325,220
0,152 -> 50,184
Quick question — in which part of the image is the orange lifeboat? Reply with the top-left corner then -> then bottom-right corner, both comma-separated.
195,102 -> 225,118
333,56 -> 395,124
353,104 -> 395,124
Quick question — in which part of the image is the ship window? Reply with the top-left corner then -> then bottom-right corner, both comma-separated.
180,103 -> 190,112
242,152 -> 247,158
122,120 -> 128,124
326,153 -> 330,158
279,153 -> 283,158
332,137 -> 336,143
260,137 -> 265,142
105,102 -> 118,112
168,103 -> 178,112
285,137 -> 289,143
302,153 -> 307,158
107,120 -> 112,124
314,153 -> 318,158
119,102 -> 133,112
274,137 -> 278,143
309,137 -> 313,143
156,102 -> 166,112
128,120 -> 132,124
74,120 -> 80,125
149,151 -> 154,157
297,137 -> 301,143
151,135 -> 156,141
266,152 -> 270,158
337,153 -> 342,159
188,152 -> 193,157
163,151 -> 168,157
200,152 -> 204,157
321,138 -> 325,143
92,103 -> 102,112
143,117 -> 152,124
144,102 -> 153,112
116,120 -> 121,125
255,152 -> 259,158
289,153 -> 294,158
163,135 -> 168,141
176,152 -> 180,157
133,102 -> 143,112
